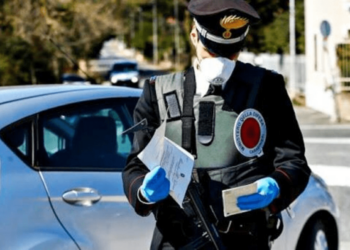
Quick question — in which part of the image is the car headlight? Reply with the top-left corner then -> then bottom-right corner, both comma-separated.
111,75 -> 118,84
131,76 -> 139,83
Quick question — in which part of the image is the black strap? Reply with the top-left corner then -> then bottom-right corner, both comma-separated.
222,61 -> 265,112
181,67 -> 196,155
198,101 -> 215,145
242,64 -> 265,108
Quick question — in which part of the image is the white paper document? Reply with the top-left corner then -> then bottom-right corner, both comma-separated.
222,182 -> 258,217
138,120 -> 195,207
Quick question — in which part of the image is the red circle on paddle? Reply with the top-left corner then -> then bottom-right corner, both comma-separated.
240,118 -> 261,149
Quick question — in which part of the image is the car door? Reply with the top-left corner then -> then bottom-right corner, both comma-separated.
37,97 -> 155,250
0,119 -> 78,250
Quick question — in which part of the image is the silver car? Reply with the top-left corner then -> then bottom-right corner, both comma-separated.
272,173 -> 339,250
0,85 -> 339,250
108,60 -> 140,87
0,85 -> 154,250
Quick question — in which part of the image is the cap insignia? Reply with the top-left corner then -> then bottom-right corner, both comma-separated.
220,15 -> 249,39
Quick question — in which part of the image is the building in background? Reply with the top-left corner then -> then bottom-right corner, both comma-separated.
305,0 -> 350,121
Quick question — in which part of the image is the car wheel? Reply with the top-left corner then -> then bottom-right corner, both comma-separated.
296,219 -> 336,250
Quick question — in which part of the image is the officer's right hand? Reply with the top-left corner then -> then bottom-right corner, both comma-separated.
140,166 -> 170,203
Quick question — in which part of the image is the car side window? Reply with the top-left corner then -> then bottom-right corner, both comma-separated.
0,120 -> 32,164
38,98 -> 138,171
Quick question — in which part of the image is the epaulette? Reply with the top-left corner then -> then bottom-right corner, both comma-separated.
149,76 -> 157,85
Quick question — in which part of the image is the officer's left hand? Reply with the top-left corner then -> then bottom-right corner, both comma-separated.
237,177 -> 280,210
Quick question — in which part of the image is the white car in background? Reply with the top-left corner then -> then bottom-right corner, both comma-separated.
0,85 -> 339,250
108,60 -> 140,87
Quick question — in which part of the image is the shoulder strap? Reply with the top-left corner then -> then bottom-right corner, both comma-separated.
223,61 -> 266,112
237,61 -> 265,108
181,67 -> 196,155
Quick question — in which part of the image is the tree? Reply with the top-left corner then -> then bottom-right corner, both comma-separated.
245,0 -> 305,54
124,0 -> 190,64
0,0 -> 124,85
0,0 -> 306,85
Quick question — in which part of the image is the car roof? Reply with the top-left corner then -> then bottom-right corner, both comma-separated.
0,84 -> 142,128
0,84 -> 141,104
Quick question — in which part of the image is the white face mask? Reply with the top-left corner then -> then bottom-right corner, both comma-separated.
198,57 -> 236,86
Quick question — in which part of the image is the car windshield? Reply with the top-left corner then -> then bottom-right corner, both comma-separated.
112,63 -> 137,72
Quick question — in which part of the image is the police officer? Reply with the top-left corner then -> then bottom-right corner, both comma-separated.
122,0 -> 311,249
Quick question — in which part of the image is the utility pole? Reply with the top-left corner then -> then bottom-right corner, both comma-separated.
152,0 -> 158,65
130,11 -> 135,40
289,0 -> 296,98
174,0 -> 180,70
138,7 -> 143,35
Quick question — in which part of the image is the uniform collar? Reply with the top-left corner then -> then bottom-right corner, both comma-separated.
193,59 -> 210,97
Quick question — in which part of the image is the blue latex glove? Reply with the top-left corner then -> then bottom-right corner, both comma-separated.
237,177 -> 280,210
140,166 -> 170,203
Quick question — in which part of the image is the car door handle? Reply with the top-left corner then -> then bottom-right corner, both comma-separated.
62,187 -> 101,206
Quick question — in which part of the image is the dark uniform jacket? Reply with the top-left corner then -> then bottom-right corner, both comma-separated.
122,61 -> 311,249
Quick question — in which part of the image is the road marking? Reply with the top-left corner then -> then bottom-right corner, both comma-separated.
304,138 -> 350,144
301,124 -> 350,130
310,165 -> 350,187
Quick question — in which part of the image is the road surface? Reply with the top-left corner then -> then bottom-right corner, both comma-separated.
295,106 -> 350,250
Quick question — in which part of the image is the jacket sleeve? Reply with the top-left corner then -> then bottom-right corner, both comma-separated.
259,71 -> 311,213
122,79 -> 161,216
